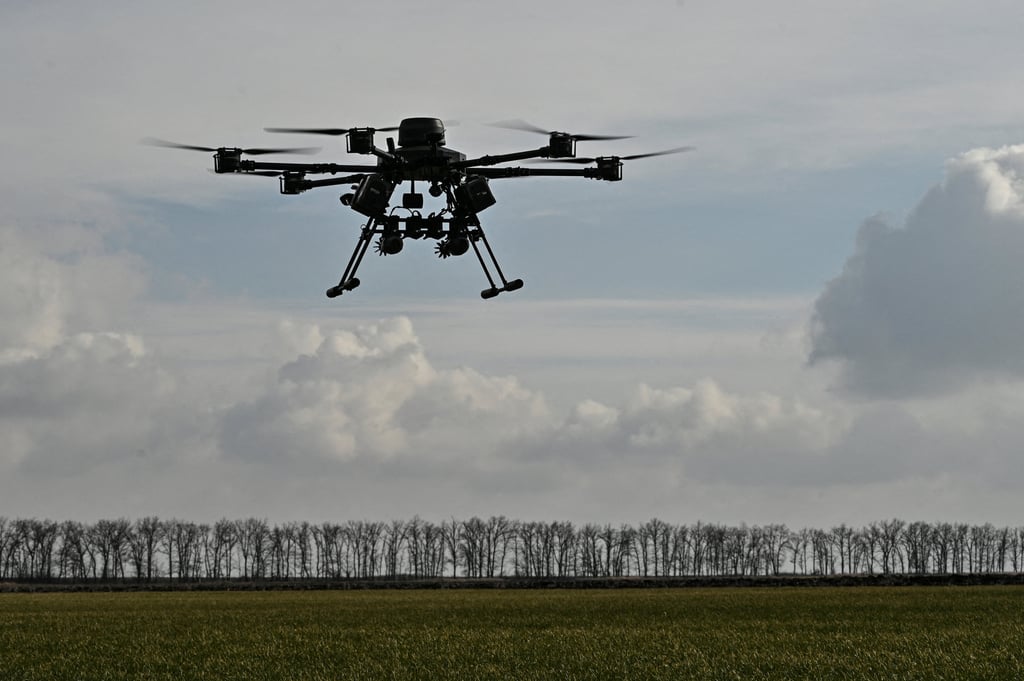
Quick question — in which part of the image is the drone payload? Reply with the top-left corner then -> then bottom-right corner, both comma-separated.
146,117 -> 692,300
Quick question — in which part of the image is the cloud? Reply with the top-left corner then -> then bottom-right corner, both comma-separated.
6,0 -> 1024,213
0,233 -> 65,357
0,330 -> 210,474
0,219 -> 147,361
0,206 -> 1021,521
0,273 -> 1020,522
0,220 -> 202,474
809,145 -> 1024,396
219,318 -> 433,464
215,319 -> 882,494
218,317 -> 552,471
525,381 -> 842,482
221,319 -> 953,494
520,378 -> 1024,492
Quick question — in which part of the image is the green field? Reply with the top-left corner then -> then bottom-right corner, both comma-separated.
1,587 -> 1021,680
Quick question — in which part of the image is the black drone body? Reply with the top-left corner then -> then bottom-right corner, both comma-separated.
148,117 -> 690,299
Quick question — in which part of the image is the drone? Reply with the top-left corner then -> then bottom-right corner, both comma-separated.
146,118 -> 691,299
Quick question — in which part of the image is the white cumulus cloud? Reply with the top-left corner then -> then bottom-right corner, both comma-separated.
218,317 -> 552,470
810,145 -> 1024,396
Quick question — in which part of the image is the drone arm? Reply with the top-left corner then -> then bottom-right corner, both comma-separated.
269,173 -> 368,195
299,174 -> 364,187
240,160 -> 379,175
464,165 -> 621,181
452,147 -> 552,169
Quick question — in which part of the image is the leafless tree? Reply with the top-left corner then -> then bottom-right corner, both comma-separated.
1,515 -> 1022,583
902,521 -> 932,574
668,523 -> 692,576
761,524 -> 788,576
207,518 -> 236,579
382,520 -> 407,578
441,518 -> 462,578
484,516 -> 514,578
87,519 -> 131,580
57,520 -> 88,580
234,518 -> 269,579
552,521 -> 577,577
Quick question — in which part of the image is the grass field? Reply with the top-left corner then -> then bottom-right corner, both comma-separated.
1,586 -> 1022,680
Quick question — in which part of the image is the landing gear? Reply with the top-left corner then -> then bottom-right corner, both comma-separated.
325,220 -> 376,298
325,189 -> 523,300
466,223 -> 522,300
327,169 -> 524,301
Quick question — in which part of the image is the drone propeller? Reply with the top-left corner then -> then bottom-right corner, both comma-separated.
263,125 -> 399,136
142,137 -> 321,155
534,146 -> 696,164
207,169 -> 282,177
489,119 -> 632,142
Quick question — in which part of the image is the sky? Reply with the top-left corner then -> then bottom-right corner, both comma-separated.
2,0 -> 1024,527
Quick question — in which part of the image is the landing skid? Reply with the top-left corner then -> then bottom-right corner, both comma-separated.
480,278 -> 524,300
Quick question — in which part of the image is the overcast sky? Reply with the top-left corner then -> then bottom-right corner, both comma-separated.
2,0 -> 1023,526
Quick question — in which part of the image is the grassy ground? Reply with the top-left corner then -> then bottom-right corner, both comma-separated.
1,587 -> 1021,680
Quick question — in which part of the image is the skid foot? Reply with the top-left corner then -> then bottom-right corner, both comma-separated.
326,278 -> 360,299
480,279 -> 524,300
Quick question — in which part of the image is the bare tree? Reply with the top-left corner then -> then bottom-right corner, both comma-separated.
459,517 -> 485,578
553,521 -> 577,577
789,528 -> 811,575
382,519 -> 407,579
129,517 -> 164,580
441,518 -> 462,578
668,524 -> 692,577
88,519 -> 132,580
295,522 -> 314,579
902,521 -> 932,574
207,518 -> 236,579
484,516 -> 514,578
1,515 -> 1022,583
57,520 -> 88,580
761,524 -> 788,576
234,518 -> 269,579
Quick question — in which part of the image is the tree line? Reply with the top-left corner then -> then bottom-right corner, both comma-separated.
1,516 -> 1022,582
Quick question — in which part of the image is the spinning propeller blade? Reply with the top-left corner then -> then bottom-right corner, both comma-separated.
142,138 -> 218,152
489,119 -> 632,141
208,169 -> 282,177
264,125 -> 399,136
534,146 -> 696,164
143,137 -> 320,155
238,146 -> 321,156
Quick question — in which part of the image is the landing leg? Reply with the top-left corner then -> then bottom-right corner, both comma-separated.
468,223 -> 523,300
327,221 -> 376,298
